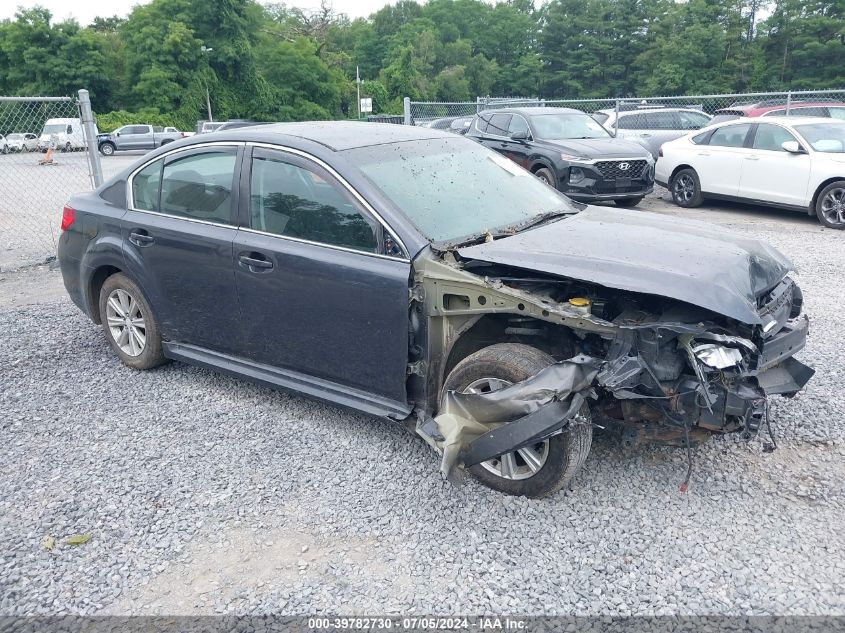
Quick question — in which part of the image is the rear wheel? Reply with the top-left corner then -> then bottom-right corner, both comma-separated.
815,181 -> 845,229
670,168 -> 704,208
441,343 -> 592,498
533,167 -> 556,188
615,196 -> 644,207
98,273 -> 166,370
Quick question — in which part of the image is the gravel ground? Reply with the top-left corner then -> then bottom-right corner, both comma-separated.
1,200 -> 844,617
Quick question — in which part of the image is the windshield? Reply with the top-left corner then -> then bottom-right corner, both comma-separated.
795,122 -> 845,153
343,137 -> 577,243
7,134 -> 24,140
42,124 -> 67,134
531,113 -> 610,140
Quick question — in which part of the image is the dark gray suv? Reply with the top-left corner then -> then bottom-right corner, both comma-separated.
466,107 -> 655,206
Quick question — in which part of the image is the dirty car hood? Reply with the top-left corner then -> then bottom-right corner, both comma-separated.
458,206 -> 793,324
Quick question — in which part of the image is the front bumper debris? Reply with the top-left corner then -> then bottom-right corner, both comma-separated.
418,356 -> 601,484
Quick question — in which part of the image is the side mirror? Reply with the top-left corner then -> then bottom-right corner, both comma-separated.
781,140 -> 804,154
510,130 -> 529,141
115,132 -> 121,137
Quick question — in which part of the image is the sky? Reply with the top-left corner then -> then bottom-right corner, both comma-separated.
0,0 -> 414,25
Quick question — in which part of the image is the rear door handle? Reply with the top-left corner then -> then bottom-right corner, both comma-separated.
238,252 -> 273,271
745,155 -> 760,161
697,152 -> 710,156
129,230 -> 154,247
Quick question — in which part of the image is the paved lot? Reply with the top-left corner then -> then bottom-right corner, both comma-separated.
0,151 -> 139,270
1,193 -> 843,617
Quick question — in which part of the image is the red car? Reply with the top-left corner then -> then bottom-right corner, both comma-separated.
711,100 -> 845,124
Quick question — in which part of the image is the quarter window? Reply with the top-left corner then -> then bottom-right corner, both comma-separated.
752,124 -> 798,152
159,150 -> 237,224
132,159 -> 162,211
249,152 -> 378,253
707,123 -> 752,147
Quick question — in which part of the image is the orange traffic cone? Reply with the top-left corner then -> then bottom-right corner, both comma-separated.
39,147 -> 54,165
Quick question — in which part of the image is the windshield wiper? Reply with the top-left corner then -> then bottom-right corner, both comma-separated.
505,208 -> 575,234
434,208 -> 576,251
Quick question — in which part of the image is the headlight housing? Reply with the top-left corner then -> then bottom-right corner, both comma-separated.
560,153 -> 590,162
692,343 -> 744,369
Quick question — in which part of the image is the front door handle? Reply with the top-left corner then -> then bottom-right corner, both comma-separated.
744,155 -> 760,161
697,152 -> 711,156
129,230 -> 154,247
238,252 -> 274,272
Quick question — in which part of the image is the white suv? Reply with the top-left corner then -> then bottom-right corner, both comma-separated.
593,107 -> 711,159
656,116 -> 845,228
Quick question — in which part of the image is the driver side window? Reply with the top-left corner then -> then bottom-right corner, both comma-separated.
249,151 -> 379,254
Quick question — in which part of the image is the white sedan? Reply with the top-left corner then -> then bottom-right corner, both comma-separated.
655,116 -> 845,229
5,133 -> 39,152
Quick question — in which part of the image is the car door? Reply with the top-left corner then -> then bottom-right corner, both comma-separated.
690,122 -> 753,196
477,113 -> 515,161
233,145 -> 411,406
122,145 -> 244,353
737,123 -> 812,206
502,114 -> 532,168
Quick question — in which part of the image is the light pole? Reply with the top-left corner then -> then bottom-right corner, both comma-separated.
200,45 -> 214,122
356,65 -> 361,120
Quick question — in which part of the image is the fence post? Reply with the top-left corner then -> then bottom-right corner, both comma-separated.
403,97 -> 412,125
78,89 -> 103,188
785,90 -> 792,116
614,99 -> 620,137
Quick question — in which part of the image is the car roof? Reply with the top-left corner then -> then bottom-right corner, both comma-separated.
481,106 -> 584,116
218,120 -> 450,151
753,116 -> 842,126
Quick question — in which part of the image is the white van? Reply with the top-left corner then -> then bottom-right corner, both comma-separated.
38,118 -> 96,152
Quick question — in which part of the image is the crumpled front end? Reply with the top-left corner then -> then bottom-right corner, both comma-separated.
412,256 -> 814,488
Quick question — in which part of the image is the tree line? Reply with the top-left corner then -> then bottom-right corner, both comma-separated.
0,0 -> 842,130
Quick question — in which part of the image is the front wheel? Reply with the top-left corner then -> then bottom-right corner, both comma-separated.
815,181 -> 845,229
98,273 -> 166,370
99,142 -> 115,156
533,167 -> 556,188
670,168 -> 704,208
441,343 -> 592,498
615,196 -> 644,207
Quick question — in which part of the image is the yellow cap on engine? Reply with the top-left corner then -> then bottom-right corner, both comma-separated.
568,297 -> 591,307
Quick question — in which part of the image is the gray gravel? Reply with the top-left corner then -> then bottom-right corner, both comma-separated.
1,200 -> 844,617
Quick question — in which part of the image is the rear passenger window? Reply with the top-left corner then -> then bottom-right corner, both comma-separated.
160,150 -> 237,224
132,159 -> 162,211
643,111 -> 679,130
616,114 -> 643,129
707,123 -> 752,147
487,113 -> 512,136
250,153 -> 378,253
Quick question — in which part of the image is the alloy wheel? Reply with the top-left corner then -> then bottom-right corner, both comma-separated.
105,289 -> 147,357
673,174 -> 695,203
462,377 -> 550,480
820,187 -> 845,226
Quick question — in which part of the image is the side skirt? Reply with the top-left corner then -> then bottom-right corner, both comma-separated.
162,341 -> 413,420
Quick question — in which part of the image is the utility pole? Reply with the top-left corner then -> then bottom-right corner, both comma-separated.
201,45 -> 214,122
356,65 -> 361,120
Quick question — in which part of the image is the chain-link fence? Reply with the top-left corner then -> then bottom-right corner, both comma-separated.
406,88 -> 845,130
0,92 -> 102,270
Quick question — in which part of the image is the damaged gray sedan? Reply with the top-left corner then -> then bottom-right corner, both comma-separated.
58,122 -> 814,498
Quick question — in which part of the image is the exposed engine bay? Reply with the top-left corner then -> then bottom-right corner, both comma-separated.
410,249 -> 814,489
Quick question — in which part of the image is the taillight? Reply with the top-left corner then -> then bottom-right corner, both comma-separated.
61,205 -> 75,231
